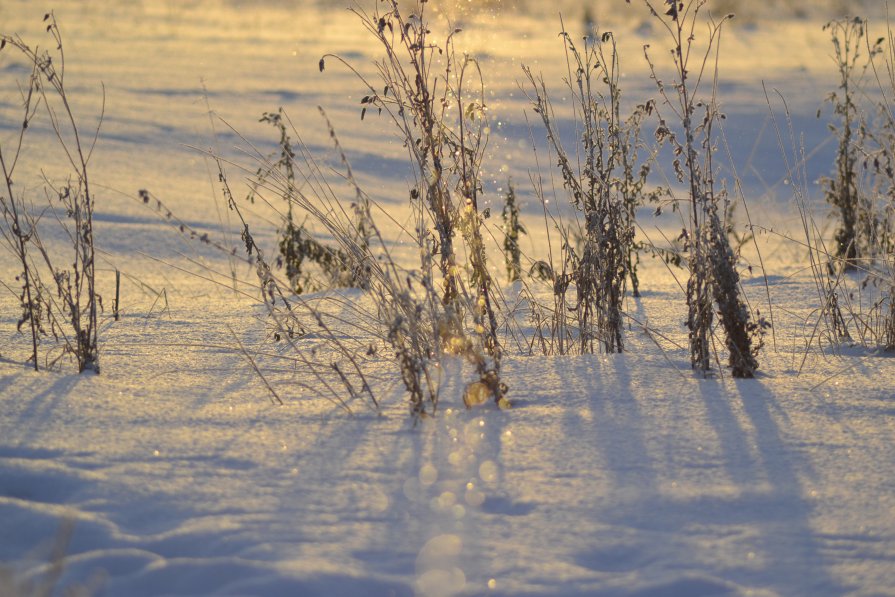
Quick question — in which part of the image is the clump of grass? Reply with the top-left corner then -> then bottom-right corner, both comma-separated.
321,2 -> 459,308
766,16 -> 895,354
765,84 -> 853,363
524,20 -> 658,354
866,13 -> 895,348
321,0 -> 507,409
0,14 -> 102,373
222,148 -> 382,414
820,17 -> 885,271
276,220 -> 363,295
250,108 -> 372,295
197,99 -> 508,417
826,13 -> 895,350
635,0 -> 760,377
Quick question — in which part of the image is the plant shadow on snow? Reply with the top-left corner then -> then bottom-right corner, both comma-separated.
537,353 -> 845,595
11,376 -> 81,446
693,378 -> 841,594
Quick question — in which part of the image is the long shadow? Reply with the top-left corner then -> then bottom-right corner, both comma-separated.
696,377 -> 842,594
585,354 -> 660,496
12,374 -> 81,449
560,356 -> 843,594
561,353 -> 663,579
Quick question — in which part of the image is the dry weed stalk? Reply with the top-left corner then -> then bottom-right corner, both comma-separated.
250,107 -> 371,294
765,87 -> 851,362
321,0 -> 506,408
635,0 -> 759,377
0,14 -> 102,373
523,23 -> 656,354
821,17 -> 884,271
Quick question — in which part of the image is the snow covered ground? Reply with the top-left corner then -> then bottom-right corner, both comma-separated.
1,1 -> 894,595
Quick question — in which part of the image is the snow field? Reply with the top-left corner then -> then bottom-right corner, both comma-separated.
1,1 -> 894,595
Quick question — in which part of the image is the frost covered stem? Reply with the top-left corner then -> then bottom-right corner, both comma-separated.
638,0 -> 758,377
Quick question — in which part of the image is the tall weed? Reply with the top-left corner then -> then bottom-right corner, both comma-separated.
0,14 -> 102,373
634,0 -> 760,377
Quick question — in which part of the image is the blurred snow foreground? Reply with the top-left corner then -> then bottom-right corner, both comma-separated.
1,1 -> 894,595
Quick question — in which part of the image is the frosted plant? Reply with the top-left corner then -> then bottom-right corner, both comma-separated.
635,0 -> 760,376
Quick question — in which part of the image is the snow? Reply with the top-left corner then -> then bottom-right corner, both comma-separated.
1,1 -> 895,596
